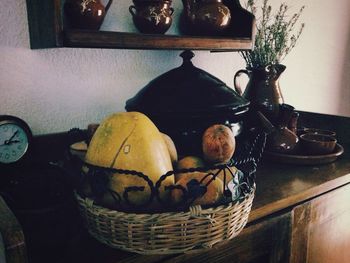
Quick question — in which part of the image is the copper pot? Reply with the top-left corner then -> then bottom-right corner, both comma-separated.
129,0 -> 174,34
181,0 -> 231,35
64,0 -> 113,30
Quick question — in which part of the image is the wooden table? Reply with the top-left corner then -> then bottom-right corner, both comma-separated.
17,112 -> 350,262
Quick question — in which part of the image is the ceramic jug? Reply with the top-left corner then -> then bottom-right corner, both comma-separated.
64,0 -> 113,30
129,0 -> 174,34
181,0 -> 231,35
234,64 -> 286,124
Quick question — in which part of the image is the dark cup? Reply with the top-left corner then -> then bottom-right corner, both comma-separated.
300,133 -> 337,155
298,128 -> 336,137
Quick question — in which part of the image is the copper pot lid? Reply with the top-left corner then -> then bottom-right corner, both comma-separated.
125,50 -> 250,118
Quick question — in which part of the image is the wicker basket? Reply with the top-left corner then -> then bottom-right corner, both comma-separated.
70,130 -> 265,254
75,187 -> 255,255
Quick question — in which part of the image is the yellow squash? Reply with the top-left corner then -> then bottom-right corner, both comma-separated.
85,112 -> 174,208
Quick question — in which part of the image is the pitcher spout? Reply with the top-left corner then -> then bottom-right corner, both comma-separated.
274,64 -> 286,77
265,64 -> 286,80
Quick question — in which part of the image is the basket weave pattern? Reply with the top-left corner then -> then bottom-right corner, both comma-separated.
75,188 -> 254,254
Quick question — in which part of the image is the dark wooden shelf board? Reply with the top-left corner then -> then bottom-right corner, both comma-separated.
63,30 -> 253,51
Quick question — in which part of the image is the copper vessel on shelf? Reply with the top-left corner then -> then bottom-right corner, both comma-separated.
64,0 -> 113,30
129,0 -> 174,34
181,0 -> 231,36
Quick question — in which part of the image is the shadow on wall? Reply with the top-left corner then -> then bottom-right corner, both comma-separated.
337,21 -> 350,115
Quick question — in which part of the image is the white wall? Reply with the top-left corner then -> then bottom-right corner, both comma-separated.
0,0 -> 349,135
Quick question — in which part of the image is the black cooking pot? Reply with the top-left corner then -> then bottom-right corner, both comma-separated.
125,50 -> 250,156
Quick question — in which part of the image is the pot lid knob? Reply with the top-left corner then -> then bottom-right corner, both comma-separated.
180,50 -> 195,66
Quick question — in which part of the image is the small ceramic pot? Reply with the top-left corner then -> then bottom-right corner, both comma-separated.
129,0 -> 174,34
181,0 -> 231,36
300,133 -> 337,155
64,0 -> 113,30
257,111 -> 299,154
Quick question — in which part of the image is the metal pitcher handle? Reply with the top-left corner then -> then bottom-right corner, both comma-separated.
233,69 -> 249,96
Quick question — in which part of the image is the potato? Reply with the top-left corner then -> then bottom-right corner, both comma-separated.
175,156 -> 205,182
171,172 -> 224,206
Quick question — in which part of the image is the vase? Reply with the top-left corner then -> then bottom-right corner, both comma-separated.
64,0 -> 113,30
234,64 -> 286,126
129,0 -> 174,34
181,0 -> 231,36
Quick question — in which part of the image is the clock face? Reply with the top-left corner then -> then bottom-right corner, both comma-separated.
0,123 -> 29,163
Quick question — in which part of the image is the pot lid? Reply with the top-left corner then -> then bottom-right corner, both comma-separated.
125,50 -> 249,117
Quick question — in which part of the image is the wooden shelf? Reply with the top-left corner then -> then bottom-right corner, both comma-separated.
26,0 -> 255,51
63,30 -> 254,50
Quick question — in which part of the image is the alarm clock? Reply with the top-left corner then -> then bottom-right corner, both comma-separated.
0,115 -> 32,164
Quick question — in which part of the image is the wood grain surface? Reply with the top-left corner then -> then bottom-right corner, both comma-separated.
291,183 -> 350,263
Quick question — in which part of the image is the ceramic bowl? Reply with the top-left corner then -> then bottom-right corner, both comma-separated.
300,133 -> 337,155
298,128 -> 336,137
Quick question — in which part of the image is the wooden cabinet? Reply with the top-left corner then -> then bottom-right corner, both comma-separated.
291,183 -> 350,263
160,212 -> 292,263
25,0 -> 255,50
166,182 -> 350,263
168,182 -> 350,263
